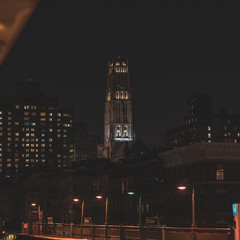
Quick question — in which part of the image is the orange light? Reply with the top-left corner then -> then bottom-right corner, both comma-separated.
31,203 -> 36,206
96,195 -> 103,199
177,186 -> 187,190
73,198 -> 79,202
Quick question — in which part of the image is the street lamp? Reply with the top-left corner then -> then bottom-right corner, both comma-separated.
31,202 -> 41,219
73,198 -> 85,225
177,185 -> 196,228
96,195 -> 109,225
127,191 -> 142,226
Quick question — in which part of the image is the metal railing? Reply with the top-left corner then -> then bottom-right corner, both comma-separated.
22,222 -> 233,240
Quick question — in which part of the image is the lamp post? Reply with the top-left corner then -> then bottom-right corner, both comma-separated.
96,195 -> 109,225
177,185 -> 196,228
127,191 -> 142,226
30,202 -> 42,234
73,198 -> 85,225
31,203 -> 41,220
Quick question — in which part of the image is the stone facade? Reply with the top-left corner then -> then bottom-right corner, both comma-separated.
98,57 -> 135,161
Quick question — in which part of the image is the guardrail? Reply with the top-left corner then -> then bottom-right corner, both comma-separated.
22,222 -> 233,240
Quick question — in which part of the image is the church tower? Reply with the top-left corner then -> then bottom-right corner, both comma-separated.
104,56 -> 135,143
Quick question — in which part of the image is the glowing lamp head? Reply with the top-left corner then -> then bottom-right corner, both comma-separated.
177,186 -> 187,190
127,191 -> 135,195
73,198 -> 79,202
96,195 -> 103,199
2,230 -> 5,234
31,203 -> 37,207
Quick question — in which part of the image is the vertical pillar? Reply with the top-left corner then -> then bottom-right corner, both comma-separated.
70,222 -> 73,238
162,225 -> 166,240
138,194 -> 142,226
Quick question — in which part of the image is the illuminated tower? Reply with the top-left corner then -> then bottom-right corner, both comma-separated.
104,56 -> 135,143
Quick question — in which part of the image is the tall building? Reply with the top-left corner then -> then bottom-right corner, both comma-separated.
165,93 -> 240,149
104,56 -> 135,143
0,79 -> 74,179
74,122 -> 100,161
98,57 -> 136,161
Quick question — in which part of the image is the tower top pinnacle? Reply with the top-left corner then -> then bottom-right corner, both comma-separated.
108,56 -> 128,74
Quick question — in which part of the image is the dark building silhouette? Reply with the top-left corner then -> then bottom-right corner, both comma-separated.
159,142 -> 240,227
0,79 -> 74,178
166,93 -> 240,149
74,122 -> 100,161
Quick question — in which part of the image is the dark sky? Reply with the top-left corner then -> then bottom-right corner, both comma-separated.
0,0 -> 239,147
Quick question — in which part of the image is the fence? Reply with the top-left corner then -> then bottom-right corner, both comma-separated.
22,222 -> 233,240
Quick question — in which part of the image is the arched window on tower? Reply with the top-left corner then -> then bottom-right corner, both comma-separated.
124,126 -> 128,137
115,62 -> 120,72
122,62 -> 127,73
120,91 -> 123,99
124,92 -> 128,99
116,126 -> 121,137
107,92 -> 111,101
116,91 -> 119,99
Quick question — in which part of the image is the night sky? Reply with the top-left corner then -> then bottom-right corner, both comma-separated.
0,1 -> 239,148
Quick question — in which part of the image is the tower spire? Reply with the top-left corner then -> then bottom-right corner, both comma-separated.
104,56 -> 135,143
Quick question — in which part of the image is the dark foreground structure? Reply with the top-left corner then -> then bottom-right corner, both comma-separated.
19,222 -> 233,240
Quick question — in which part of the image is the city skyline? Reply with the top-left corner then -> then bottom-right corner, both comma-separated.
0,1 -> 239,147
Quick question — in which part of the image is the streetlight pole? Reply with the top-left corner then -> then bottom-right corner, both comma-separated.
191,186 -> 196,228
138,194 -> 142,226
96,195 -> 109,225
127,192 -> 142,226
105,196 -> 109,225
81,200 -> 85,225
177,185 -> 196,228
73,198 -> 85,225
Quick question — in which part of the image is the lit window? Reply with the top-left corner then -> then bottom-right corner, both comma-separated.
116,126 -> 121,137
216,164 -> 224,180
16,105 -> 20,109
40,112 -> 46,116
124,126 -> 128,137
116,91 -> 119,99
